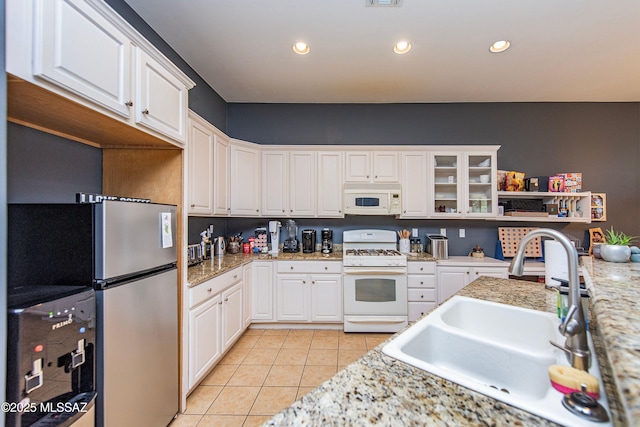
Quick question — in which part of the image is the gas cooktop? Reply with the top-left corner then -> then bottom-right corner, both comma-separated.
344,249 -> 403,257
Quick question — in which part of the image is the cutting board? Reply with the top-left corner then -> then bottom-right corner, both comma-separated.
498,227 -> 542,258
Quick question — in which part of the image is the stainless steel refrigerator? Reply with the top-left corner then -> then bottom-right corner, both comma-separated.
8,201 -> 179,427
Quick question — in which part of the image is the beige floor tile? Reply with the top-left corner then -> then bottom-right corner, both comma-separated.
219,347 -> 250,365
365,334 -> 392,350
249,386 -> 298,416
306,349 -> 338,366
169,414 -> 201,427
300,365 -> 337,387
338,349 -> 366,366
264,364 -> 304,387
313,329 -> 340,337
227,365 -> 271,387
273,348 -> 308,366
201,364 -> 238,386
281,335 -> 312,349
309,336 -> 339,350
197,415 -> 246,427
262,329 -> 290,336
287,329 -> 314,337
233,335 -> 260,349
296,386 -> 316,401
243,329 -> 265,336
253,335 -> 286,349
241,348 -> 279,365
243,415 -> 272,427
184,385 -> 223,414
338,334 -> 367,350
207,386 -> 260,415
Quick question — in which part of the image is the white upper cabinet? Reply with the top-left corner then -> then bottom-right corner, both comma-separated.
463,151 -> 498,218
135,48 -> 189,142
289,152 -> 316,217
213,133 -> 231,216
33,0 -> 132,118
187,112 -> 215,215
261,151 -> 288,216
345,151 -> 399,183
400,152 -> 429,218
230,140 -> 261,216
317,151 -> 344,217
430,152 -> 463,218
10,0 -> 194,145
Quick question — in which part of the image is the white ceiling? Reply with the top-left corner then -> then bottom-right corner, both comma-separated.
123,0 -> 640,103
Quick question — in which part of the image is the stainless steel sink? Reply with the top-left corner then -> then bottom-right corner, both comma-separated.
382,296 -> 612,427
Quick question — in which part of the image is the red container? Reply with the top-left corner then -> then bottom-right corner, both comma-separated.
243,243 -> 251,254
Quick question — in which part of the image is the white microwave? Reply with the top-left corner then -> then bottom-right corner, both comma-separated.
343,183 -> 402,215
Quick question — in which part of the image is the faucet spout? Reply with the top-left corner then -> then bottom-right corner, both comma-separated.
508,228 -> 590,371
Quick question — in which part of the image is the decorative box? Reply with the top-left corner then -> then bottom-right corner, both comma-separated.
558,173 -> 582,192
505,171 -> 525,191
548,175 -> 565,192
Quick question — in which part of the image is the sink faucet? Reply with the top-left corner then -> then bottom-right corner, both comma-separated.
508,228 -> 591,371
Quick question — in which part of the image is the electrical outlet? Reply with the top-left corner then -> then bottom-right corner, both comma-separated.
440,228 -> 446,237
459,228 -> 465,238
412,228 -> 418,237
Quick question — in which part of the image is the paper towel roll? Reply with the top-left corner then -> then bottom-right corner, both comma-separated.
545,240 -> 568,286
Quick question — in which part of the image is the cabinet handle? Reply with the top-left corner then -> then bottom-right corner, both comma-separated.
125,101 -> 133,107
207,288 -> 212,292
142,109 -> 149,115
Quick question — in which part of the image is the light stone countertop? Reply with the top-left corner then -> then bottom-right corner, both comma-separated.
263,258 -> 639,427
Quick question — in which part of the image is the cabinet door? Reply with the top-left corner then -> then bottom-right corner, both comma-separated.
34,0 -> 132,118
188,295 -> 220,388
213,134 -> 231,215
344,152 -> 371,182
242,263 -> 252,329
276,275 -> 308,321
252,262 -> 273,321
135,48 -> 189,143
464,152 -> 497,218
221,283 -> 243,351
401,152 -> 428,217
187,113 -> 214,215
289,152 -> 316,217
431,153 -> 463,218
317,151 -> 344,217
310,274 -> 343,322
372,151 -> 399,182
437,267 -> 469,303
230,143 -> 261,216
262,151 -> 288,216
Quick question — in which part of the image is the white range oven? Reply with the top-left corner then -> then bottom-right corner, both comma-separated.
343,229 -> 408,333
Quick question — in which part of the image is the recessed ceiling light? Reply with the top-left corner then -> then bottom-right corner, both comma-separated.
394,40 -> 411,54
489,40 -> 510,53
292,42 -> 310,55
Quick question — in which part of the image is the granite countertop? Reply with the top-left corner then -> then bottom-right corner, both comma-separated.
264,259 -> 640,427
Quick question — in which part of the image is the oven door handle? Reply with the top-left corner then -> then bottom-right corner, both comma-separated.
345,316 -> 407,324
343,268 -> 407,275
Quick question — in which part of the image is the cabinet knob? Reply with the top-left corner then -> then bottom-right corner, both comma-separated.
191,204 -> 195,208
290,266 -> 294,270
420,281 -> 424,285
142,109 -> 149,115
233,275 -> 238,279
282,209 -> 285,213
228,208 -> 231,211
324,266 -> 328,270
339,210 -> 341,213
466,271 -> 470,275
476,272 -> 479,275
420,267 -> 423,271
218,301 -> 222,305
207,288 -> 212,292
125,101 -> 133,107
404,210 -> 406,213
375,175 -> 378,179
303,280 -> 306,284
367,175 -> 370,178
290,209 -> 293,212
256,209 -> 259,212
312,281 -> 315,284
224,297 -> 229,302
420,295 -> 424,299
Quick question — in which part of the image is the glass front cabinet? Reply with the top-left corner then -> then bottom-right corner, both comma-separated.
430,153 -> 463,218
464,152 -> 497,218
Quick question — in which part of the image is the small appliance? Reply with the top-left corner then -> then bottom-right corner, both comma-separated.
268,220 -> 282,255
187,243 -> 204,266
321,228 -> 333,254
214,236 -> 226,256
283,219 -> 299,253
343,183 -> 402,216
427,234 -> 449,259
302,229 -> 316,253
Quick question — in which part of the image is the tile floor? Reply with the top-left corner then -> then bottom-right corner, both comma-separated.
170,328 -> 391,427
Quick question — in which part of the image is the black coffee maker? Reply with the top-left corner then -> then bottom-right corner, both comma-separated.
302,229 -> 316,253
321,228 -> 333,254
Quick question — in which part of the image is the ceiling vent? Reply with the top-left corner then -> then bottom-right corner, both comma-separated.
366,0 -> 403,7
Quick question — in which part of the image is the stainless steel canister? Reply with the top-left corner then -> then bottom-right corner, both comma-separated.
427,234 -> 448,259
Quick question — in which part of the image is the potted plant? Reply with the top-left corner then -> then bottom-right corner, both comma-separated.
600,227 -> 637,263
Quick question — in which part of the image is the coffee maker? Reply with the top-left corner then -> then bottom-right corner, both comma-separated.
321,228 -> 333,254
283,219 -> 299,253
302,229 -> 316,253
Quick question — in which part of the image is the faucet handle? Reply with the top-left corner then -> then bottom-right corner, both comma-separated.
559,305 -> 584,336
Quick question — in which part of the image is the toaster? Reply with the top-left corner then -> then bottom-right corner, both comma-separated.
187,243 -> 204,266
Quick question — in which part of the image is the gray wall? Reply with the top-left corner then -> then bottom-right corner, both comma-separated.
226,102 -> 640,247
2,0 -> 8,419
104,0 -> 227,131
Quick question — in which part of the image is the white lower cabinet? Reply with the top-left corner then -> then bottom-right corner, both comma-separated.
275,261 -> 343,323
251,261 -> 274,322
242,263 -> 252,329
407,262 -> 437,321
187,266 -> 244,390
437,264 -> 508,303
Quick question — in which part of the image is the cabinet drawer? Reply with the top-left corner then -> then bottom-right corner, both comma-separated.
189,267 -> 242,308
277,261 -> 342,274
407,275 -> 436,289
408,302 -> 437,322
408,288 -> 436,302
407,262 -> 436,275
